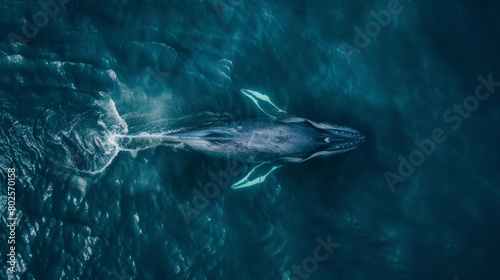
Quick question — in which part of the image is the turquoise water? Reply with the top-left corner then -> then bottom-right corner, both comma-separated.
1,0 -> 499,279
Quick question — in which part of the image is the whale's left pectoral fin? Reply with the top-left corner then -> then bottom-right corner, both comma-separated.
240,89 -> 306,122
240,89 -> 290,119
231,162 -> 282,189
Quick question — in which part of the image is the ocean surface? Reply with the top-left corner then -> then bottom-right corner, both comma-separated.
1,0 -> 499,279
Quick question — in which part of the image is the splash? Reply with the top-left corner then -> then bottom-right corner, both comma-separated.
35,91 -> 234,176
34,91 -> 127,175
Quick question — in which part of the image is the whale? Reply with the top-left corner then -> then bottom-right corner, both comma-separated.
115,89 -> 365,189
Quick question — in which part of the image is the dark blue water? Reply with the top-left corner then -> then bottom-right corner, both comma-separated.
1,0 -> 499,279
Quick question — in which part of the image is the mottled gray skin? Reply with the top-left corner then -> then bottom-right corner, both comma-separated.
159,118 -> 365,163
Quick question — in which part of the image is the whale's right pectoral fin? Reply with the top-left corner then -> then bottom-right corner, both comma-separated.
231,162 -> 282,189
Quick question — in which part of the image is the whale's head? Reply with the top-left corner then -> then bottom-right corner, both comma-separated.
274,118 -> 365,163
294,119 -> 365,161
318,123 -> 365,153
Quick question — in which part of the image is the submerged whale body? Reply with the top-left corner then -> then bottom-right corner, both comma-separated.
158,118 -> 365,163
116,89 -> 365,189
